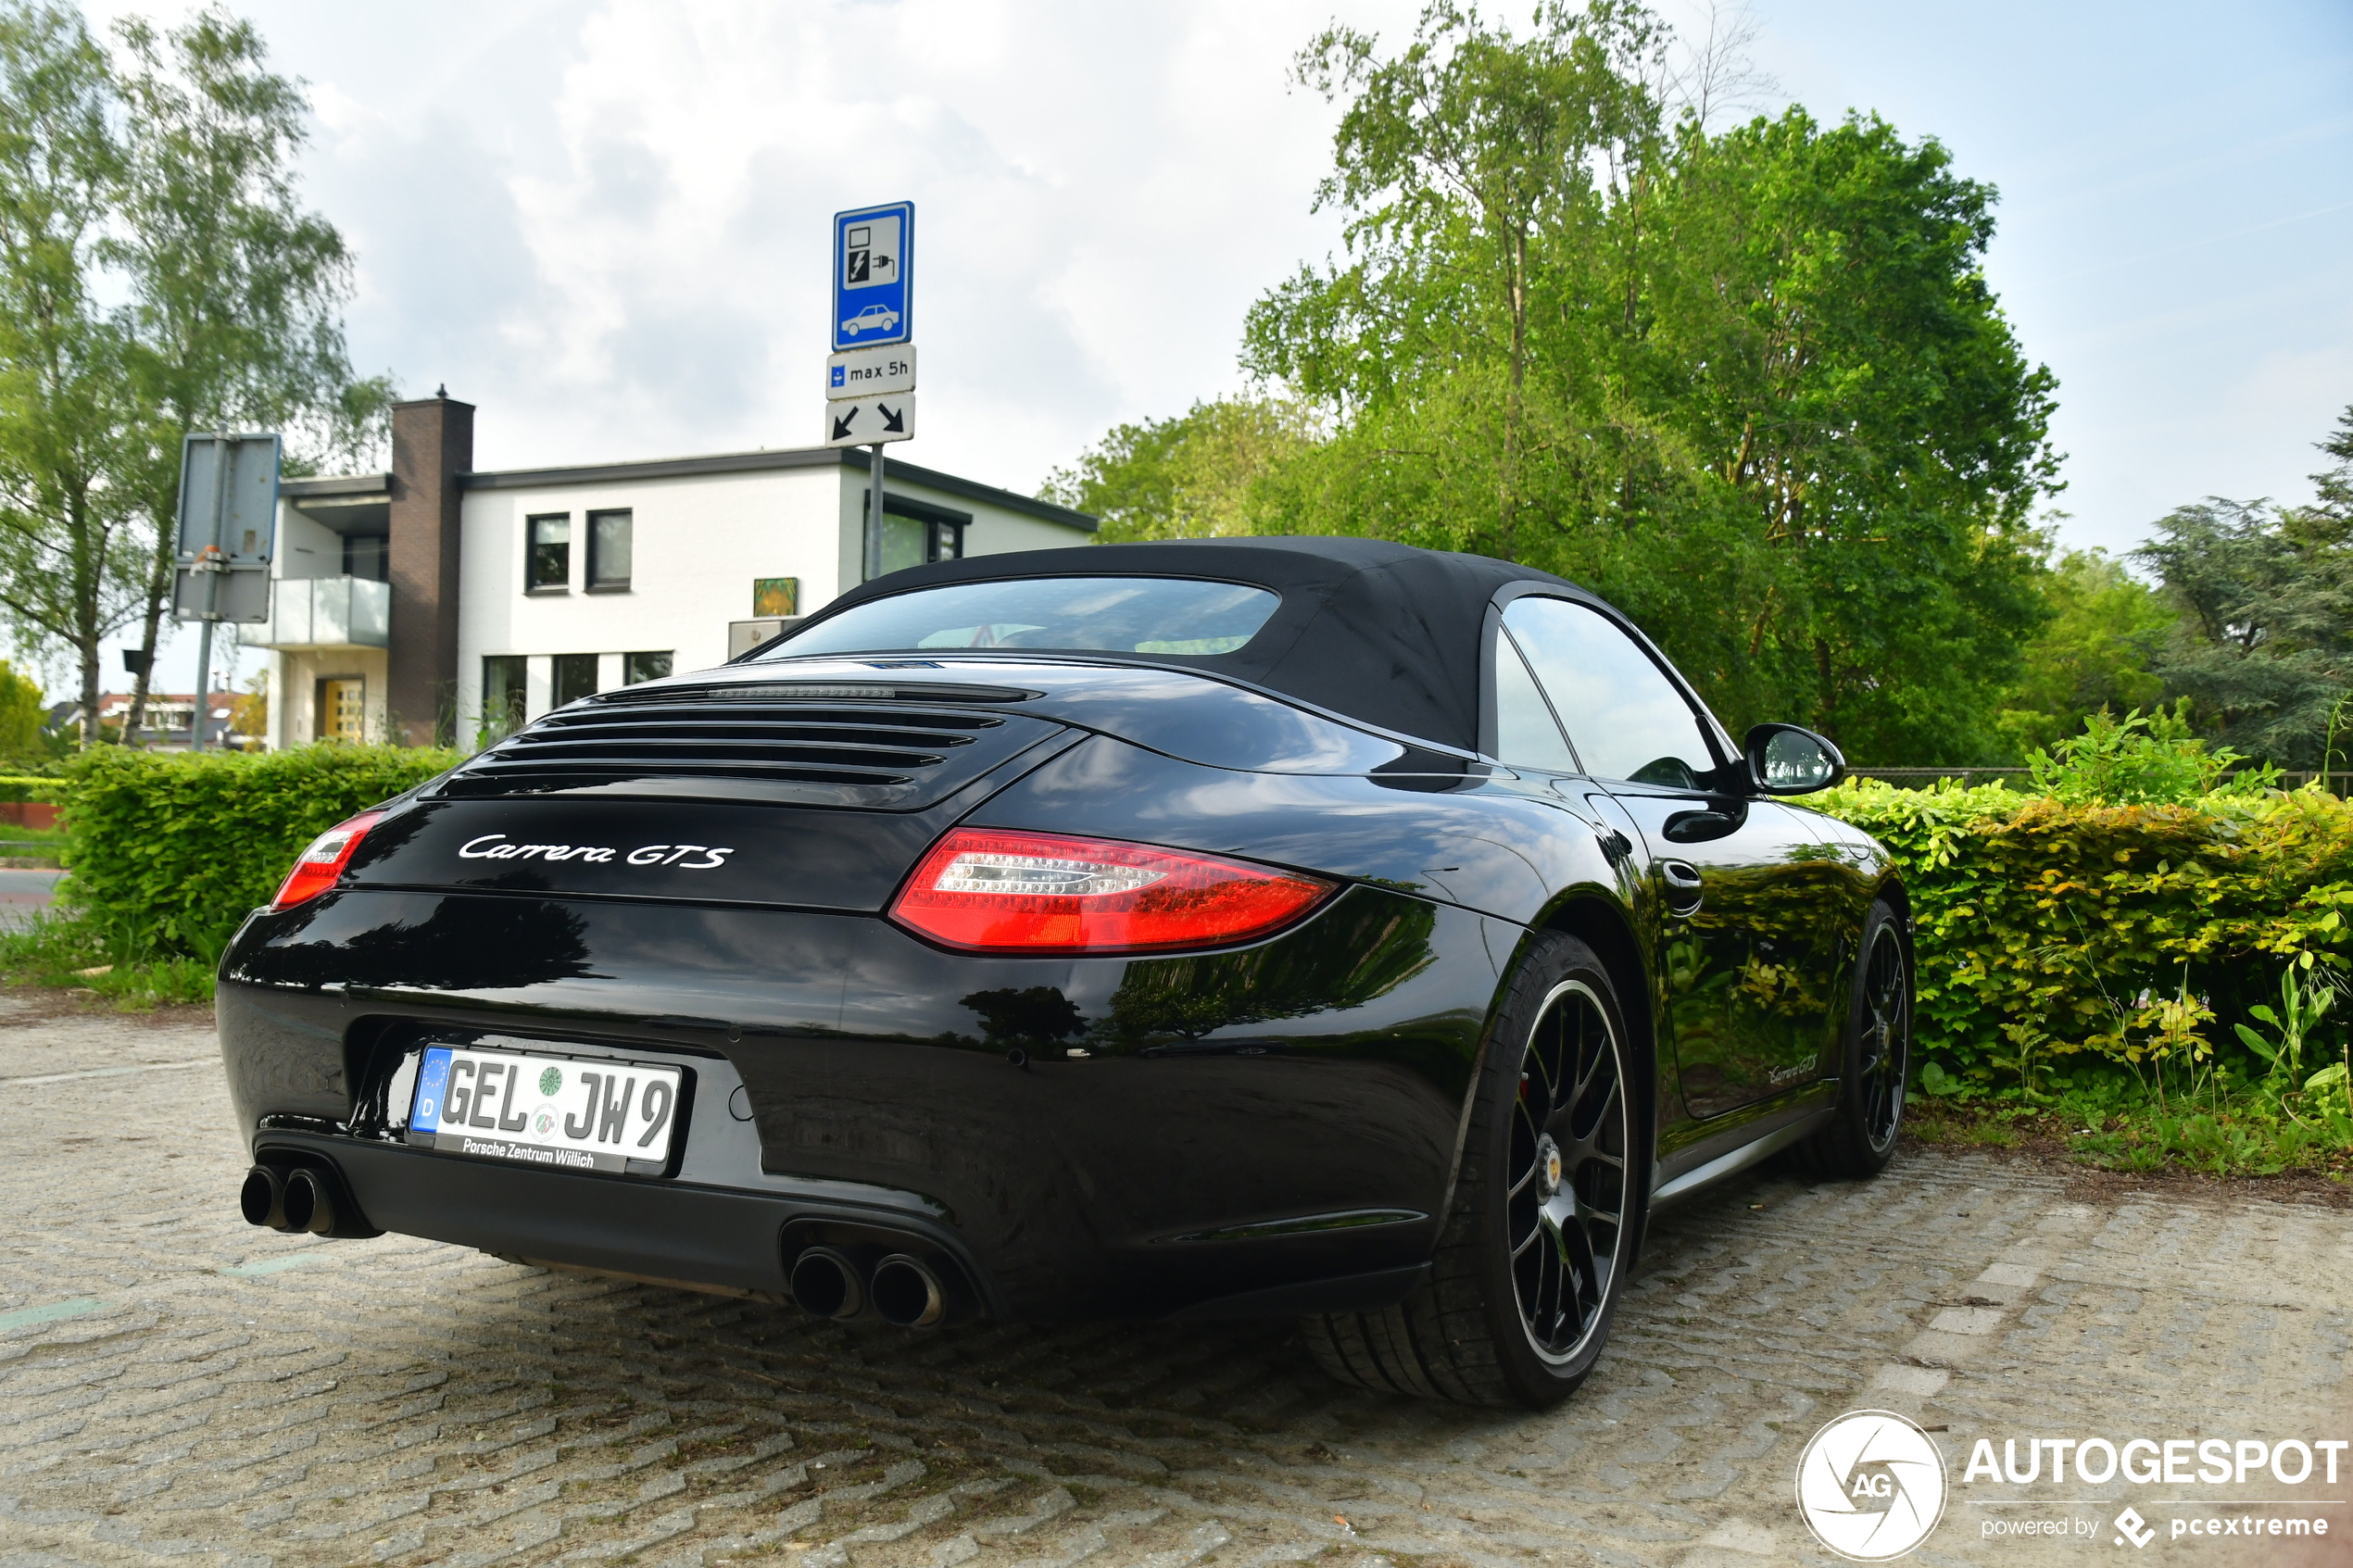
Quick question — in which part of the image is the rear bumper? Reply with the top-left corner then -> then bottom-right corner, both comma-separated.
218,884 -> 1511,1318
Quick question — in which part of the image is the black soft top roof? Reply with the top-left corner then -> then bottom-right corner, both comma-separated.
774,535 -> 1586,753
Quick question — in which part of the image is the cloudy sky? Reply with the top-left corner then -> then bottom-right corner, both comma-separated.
68,0 -> 2353,696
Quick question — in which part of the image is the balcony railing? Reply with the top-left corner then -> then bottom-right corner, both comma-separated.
237,575 -> 390,650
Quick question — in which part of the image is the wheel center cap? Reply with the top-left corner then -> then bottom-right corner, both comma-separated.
1535,1134 -> 1564,1198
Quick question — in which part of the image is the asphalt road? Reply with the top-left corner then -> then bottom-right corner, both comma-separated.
0,999 -> 2347,1567
0,868 -> 61,928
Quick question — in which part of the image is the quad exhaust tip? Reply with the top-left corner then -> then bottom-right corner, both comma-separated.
239,1165 -> 287,1229
788,1246 -> 865,1321
240,1163 -> 350,1236
870,1253 -> 948,1328
788,1245 -> 954,1327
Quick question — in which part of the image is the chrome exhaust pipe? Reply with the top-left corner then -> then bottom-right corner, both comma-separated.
870,1253 -> 948,1328
789,1246 -> 866,1321
240,1165 -> 293,1230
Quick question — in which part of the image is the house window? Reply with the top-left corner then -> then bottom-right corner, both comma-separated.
587,509 -> 632,591
527,514 -> 571,591
862,491 -> 972,581
482,655 -> 527,736
623,651 -> 673,684
343,533 -> 390,582
552,653 -> 598,708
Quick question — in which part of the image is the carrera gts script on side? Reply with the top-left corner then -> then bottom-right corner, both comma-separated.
456,835 -> 736,869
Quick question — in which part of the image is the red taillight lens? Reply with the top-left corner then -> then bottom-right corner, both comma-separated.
890,828 -> 1335,954
270,811 -> 384,910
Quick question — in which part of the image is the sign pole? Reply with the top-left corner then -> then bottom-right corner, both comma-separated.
190,620 -> 215,752
867,443 -> 887,582
188,433 -> 233,753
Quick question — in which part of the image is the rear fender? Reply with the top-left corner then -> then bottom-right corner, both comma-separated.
967,734 -> 1617,927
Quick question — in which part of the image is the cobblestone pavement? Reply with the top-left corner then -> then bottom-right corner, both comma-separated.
2,1001 -> 2348,1568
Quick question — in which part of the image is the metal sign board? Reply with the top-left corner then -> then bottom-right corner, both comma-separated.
175,433 -> 279,561
172,432 -> 280,623
827,344 -> 915,400
824,395 -> 917,448
831,200 -> 912,352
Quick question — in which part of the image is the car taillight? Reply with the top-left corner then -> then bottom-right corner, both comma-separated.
270,811 -> 384,910
890,828 -> 1335,954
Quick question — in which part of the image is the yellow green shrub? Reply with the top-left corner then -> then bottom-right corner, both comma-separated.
56,744 -> 460,959
1814,780 -> 2353,1085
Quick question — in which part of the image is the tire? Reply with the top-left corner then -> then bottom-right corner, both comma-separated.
1794,898 -> 1913,1178
1301,932 -> 1643,1409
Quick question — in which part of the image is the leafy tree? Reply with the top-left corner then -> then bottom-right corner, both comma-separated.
1227,1 -> 2057,762
107,7 -> 391,744
1039,396 -> 1321,542
2299,402 -> 2353,547
2135,495 -> 2351,768
1248,0 -> 1670,563
226,666 -> 265,749
1994,549 -> 2173,757
0,656 -> 44,758
0,2 -> 142,746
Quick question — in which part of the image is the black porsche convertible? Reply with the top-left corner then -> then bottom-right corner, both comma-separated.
220,536 -> 1910,1409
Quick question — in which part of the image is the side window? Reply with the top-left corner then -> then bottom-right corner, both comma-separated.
527,514 -> 570,591
482,655 -> 527,735
552,654 -> 598,708
586,509 -> 632,590
1491,632 -> 1578,772
1502,597 -> 1718,789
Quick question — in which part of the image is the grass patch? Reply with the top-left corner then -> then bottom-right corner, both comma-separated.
0,823 -> 65,859
0,909 -> 216,1009
1909,1070 -> 2353,1180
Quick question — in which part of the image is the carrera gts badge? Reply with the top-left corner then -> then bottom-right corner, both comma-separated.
459,834 -> 735,870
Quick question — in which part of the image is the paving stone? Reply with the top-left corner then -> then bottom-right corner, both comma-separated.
2,1011 -> 2348,1565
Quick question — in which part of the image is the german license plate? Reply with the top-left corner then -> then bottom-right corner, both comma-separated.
409,1046 -> 683,1173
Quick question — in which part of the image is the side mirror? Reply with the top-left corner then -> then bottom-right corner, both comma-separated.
1744,724 -> 1844,795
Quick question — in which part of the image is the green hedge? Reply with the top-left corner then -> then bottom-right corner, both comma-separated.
1814,780 -> 2353,1085
57,745 -> 459,957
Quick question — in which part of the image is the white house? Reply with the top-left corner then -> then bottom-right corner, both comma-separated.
242,394 -> 1097,750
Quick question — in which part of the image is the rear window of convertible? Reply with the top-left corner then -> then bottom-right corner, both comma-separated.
771,577 -> 1281,657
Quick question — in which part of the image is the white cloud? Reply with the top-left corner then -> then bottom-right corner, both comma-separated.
295,0 -> 1404,493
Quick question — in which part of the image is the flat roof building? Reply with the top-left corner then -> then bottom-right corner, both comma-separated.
242,394 -> 1097,750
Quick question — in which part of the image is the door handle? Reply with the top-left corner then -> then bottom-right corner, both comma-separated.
1659,859 -> 1704,915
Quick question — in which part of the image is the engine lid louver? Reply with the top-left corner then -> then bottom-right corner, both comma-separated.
430,685 -> 1063,809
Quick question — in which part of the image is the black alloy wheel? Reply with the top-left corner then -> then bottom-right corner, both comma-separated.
1508,979 -> 1629,1365
1299,932 -> 1643,1408
1797,898 -> 1913,1178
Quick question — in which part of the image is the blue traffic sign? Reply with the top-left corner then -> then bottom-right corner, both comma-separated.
832,200 -> 912,352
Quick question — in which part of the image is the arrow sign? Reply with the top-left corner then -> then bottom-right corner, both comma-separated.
824,394 -> 918,448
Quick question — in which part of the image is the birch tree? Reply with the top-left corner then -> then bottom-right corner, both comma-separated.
0,2 -> 139,744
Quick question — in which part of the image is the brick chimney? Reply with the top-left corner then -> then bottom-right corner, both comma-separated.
386,390 -> 473,746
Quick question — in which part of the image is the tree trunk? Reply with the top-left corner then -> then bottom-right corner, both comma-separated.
120,524 -> 174,747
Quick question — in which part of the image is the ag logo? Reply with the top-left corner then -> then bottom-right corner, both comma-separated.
1795,1410 -> 1947,1561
